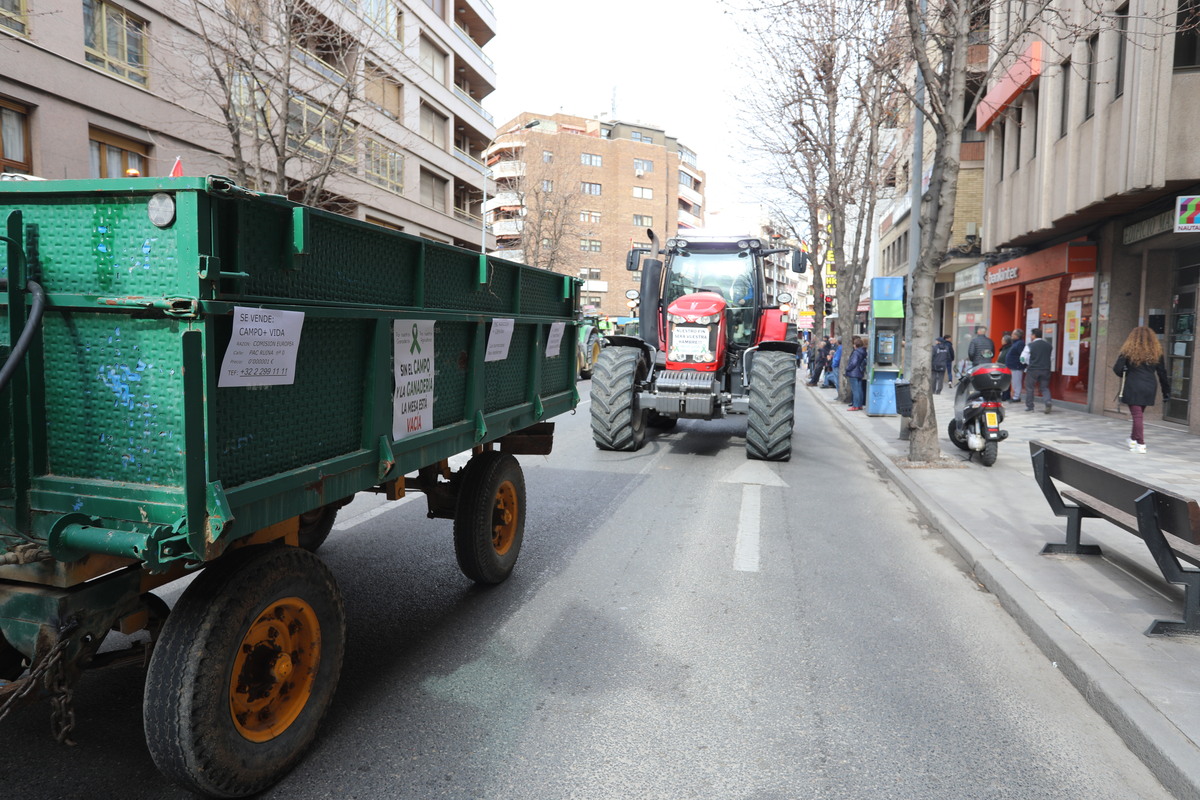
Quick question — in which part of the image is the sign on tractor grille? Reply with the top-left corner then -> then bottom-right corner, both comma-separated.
671,326 -> 710,355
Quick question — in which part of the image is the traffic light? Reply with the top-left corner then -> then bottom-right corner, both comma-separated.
824,298 -> 833,315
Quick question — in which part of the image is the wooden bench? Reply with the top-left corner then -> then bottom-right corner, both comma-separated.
1030,440 -> 1200,636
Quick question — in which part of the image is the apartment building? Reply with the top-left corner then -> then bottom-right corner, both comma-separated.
979,2 -> 1200,426
0,0 -> 496,247
484,112 -> 706,317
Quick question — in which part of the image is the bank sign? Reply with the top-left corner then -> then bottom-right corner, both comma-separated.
1178,196 -> 1200,233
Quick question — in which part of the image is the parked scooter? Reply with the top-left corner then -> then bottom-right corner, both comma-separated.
947,362 -> 1012,466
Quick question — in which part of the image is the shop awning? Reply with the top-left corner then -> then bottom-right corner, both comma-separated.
977,42 -> 1043,132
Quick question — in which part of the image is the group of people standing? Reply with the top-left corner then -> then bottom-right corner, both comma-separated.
800,335 -> 869,410
930,323 -> 1171,452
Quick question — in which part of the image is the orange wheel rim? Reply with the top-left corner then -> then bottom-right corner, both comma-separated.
491,481 -> 519,555
229,597 -> 321,742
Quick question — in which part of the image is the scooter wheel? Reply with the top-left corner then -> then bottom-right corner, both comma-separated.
947,419 -> 969,451
981,440 -> 998,466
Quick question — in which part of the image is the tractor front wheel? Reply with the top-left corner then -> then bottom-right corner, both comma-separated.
746,350 -> 796,461
591,347 -> 648,451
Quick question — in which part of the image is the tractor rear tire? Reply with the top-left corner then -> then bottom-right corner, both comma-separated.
591,347 -> 648,451
144,545 -> 345,798
746,350 -> 796,461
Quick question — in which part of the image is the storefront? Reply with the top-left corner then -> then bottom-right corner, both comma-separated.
985,241 -> 1097,407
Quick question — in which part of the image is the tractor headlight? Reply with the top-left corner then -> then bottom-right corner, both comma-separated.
696,313 -> 720,325
668,313 -> 687,324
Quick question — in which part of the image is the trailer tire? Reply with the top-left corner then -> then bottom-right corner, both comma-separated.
454,451 -> 525,584
144,545 -> 346,799
746,350 -> 796,461
590,347 -> 648,451
580,333 -> 602,379
297,504 -> 338,552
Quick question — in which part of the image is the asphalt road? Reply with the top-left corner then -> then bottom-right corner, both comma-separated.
0,381 -> 1174,799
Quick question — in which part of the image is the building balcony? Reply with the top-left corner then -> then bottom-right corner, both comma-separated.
677,182 -> 703,207
453,22 -> 495,70
454,86 -> 494,124
490,159 -> 526,180
678,208 -> 702,229
484,192 -> 521,212
491,219 -> 523,236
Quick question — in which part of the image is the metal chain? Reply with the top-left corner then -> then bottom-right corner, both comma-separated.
48,655 -> 77,746
0,635 -> 68,727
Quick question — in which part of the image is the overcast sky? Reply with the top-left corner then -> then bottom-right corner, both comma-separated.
483,0 -> 764,229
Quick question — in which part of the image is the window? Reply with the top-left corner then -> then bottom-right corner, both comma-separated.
1025,91 -> 1039,160
581,152 -> 602,166
365,64 -> 402,118
1010,107 -> 1021,172
1084,34 -> 1098,119
582,294 -> 603,309
543,150 -> 553,163
579,268 -> 602,280
419,35 -> 447,82
0,98 -> 31,174
424,0 -> 445,15
360,0 -> 401,38
230,71 -> 268,133
541,179 -> 553,192
633,214 -> 653,227
633,186 -> 653,199
581,210 -> 602,223
580,239 -> 602,252
678,146 -> 697,167
581,181 -> 602,195
419,102 -> 447,148
630,130 -> 652,143
288,96 -> 357,163
89,128 -> 147,178
83,0 -> 149,86
633,158 -> 654,173
1059,58 -> 1071,138
420,169 -> 447,212
290,5 -> 350,81
1115,4 -> 1129,97
0,0 -> 27,35
1175,0 -> 1200,69
364,138 -> 404,192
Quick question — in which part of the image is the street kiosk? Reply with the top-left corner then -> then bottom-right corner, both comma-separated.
867,276 -> 905,415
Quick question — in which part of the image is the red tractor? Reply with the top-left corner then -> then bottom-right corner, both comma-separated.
591,230 -> 807,460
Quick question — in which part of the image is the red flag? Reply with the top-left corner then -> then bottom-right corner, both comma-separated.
169,157 -> 183,178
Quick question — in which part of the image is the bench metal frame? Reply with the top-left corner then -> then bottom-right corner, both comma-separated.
1031,440 -> 1200,637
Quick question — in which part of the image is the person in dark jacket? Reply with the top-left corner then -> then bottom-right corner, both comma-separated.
1004,328 -> 1026,404
808,336 -> 831,386
931,336 -> 953,394
1113,326 -> 1170,453
844,336 -> 868,410
967,325 -> 995,365
1024,328 -> 1053,413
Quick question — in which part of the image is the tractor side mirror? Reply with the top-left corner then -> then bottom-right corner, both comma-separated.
791,250 -> 808,274
626,248 -> 651,271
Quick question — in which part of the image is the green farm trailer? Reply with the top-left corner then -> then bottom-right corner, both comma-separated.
0,176 -> 579,796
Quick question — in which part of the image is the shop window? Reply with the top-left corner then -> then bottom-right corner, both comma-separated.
1,98 -> 31,174
83,0 -> 149,86
89,128 -> 147,178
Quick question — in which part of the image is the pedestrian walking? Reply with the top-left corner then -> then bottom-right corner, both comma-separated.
1113,326 -> 1170,453
931,335 -> 953,394
845,336 -> 868,410
1004,328 -> 1026,404
808,336 -> 830,386
1024,327 -> 1053,413
968,325 -> 995,365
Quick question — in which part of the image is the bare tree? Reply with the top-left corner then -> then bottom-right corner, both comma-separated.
490,144 -> 592,276
175,0 -> 396,206
740,0 -> 899,400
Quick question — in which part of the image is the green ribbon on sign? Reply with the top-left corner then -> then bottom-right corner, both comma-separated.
410,323 -> 421,354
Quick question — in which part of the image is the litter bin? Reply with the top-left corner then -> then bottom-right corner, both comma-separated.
894,379 -> 913,417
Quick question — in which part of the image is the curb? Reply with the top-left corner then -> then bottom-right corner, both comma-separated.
812,386 -> 1200,800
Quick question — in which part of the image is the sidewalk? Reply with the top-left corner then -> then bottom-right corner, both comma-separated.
809,380 -> 1200,800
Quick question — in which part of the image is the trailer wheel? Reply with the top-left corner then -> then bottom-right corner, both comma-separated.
591,346 -> 648,451
746,350 -> 796,461
454,451 -> 525,584
297,504 -> 338,552
144,546 -> 345,798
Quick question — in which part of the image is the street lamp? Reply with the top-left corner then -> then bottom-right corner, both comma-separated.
480,120 -> 540,263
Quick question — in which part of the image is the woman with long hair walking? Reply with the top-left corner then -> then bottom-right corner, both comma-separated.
1112,326 -> 1170,453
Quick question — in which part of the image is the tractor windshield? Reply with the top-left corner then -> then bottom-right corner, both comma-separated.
665,251 -> 759,344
